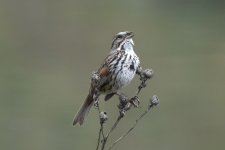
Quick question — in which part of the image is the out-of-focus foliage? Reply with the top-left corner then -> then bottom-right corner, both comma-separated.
1,0 -> 225,150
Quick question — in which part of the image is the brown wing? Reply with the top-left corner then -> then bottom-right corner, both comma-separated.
98,66 -> 110,77
94,50 -> 121,93
96,66 -> 112,92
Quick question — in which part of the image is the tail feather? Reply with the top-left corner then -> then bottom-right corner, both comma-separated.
73,93 -> 93,126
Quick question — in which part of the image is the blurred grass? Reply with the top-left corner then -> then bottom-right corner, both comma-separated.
1,0 -> 225,150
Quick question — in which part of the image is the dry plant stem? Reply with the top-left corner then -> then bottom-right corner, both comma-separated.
136,75 -> 146,95
96,125 -> 102,150
101,115 -> 122,150
96,120 -> 105,150
108,115 -> 123,134
108,104 -> 155,150
95,102 -> 105,150
95,103 -> 101,150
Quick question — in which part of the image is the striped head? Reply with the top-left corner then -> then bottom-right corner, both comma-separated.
111,31 -> 135,51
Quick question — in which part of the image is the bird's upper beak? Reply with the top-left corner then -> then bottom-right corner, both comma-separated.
126,31 -> 134,38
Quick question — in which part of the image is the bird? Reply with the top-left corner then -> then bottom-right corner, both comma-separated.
73,31 -> 140,125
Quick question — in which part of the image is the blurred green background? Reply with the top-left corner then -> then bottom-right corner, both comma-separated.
1,0 -> 225,150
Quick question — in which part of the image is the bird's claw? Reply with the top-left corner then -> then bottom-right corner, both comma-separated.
129,96 -> 140,107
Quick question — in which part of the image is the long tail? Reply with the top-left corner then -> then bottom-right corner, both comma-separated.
73,93 -> 94,126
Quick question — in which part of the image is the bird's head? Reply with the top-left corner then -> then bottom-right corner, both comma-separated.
111,31 -> 134,50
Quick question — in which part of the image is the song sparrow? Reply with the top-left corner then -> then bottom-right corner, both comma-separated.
73,31 -> 140,125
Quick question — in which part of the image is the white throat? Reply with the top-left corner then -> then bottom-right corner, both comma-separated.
123,39 -> 134,51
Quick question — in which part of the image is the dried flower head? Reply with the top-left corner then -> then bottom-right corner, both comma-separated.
150,95 -> 159,106
99,111 -> 108,124
118,94 -> 129,110
143,69 -> 154,79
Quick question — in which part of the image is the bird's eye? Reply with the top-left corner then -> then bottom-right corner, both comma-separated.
117,35 -> 123,38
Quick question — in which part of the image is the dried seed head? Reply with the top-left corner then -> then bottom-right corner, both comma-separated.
118,94 -> 129,109
150,95 -> 159,106
143,69 -> 154,79
99,111 -> 108,124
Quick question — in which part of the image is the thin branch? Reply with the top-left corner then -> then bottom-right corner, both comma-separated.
108,115 -> 123,135
101,124 -> 105,139
107,104 -> 156,150
95,102 -> 106,150
96,125 -> 102,150
101,115 -> 123,150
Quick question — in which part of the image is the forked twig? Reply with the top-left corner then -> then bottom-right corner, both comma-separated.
108,96 -> 159,150
101,115 -> 123,150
